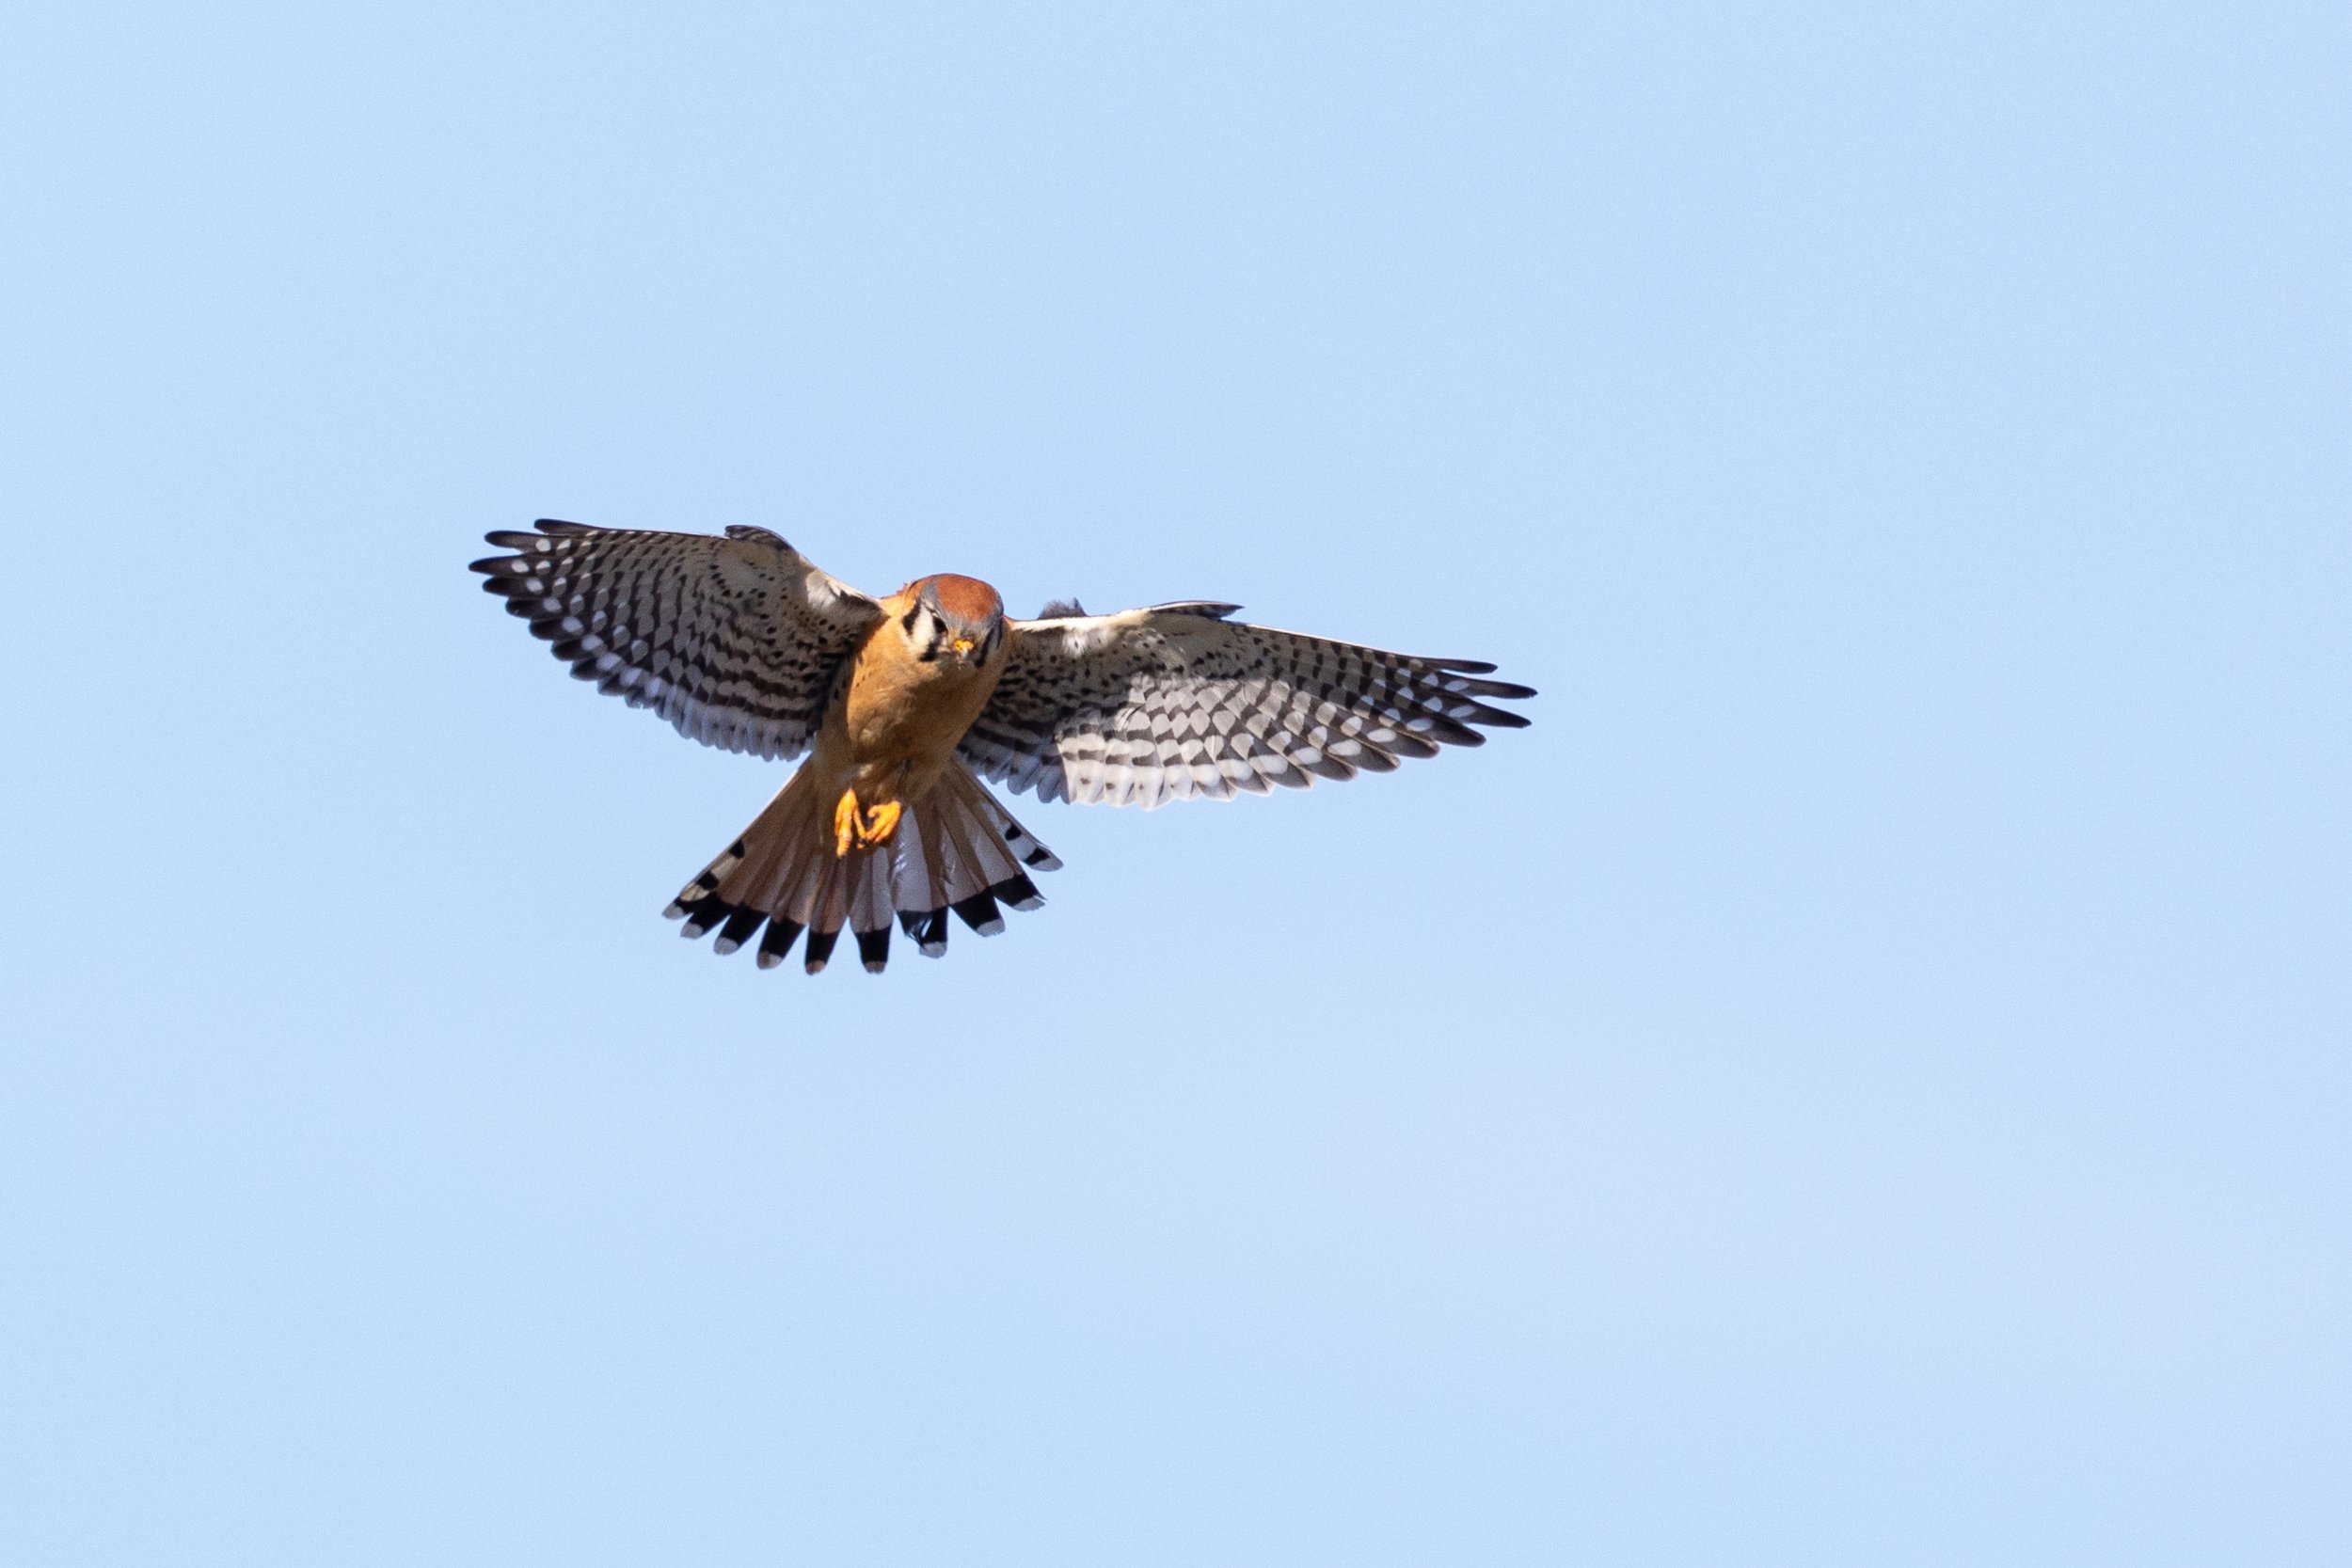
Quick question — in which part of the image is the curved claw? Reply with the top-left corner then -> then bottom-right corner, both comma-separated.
833,789 -> 904,857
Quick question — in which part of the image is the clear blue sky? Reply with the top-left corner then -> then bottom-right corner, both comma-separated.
3,3 -> 2344,1563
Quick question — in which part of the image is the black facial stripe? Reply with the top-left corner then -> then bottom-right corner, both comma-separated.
918,622 -> 944,662
900,605 -> 919,635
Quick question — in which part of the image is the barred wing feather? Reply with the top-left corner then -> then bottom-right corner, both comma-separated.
960,604 -> 1535,807
469,520 -> 884,760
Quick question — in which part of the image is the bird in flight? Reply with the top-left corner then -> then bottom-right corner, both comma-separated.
471,520 -> 1534,974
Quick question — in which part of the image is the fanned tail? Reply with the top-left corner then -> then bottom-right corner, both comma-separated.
666,762 -> 1061,974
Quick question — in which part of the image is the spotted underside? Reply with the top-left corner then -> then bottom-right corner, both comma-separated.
958,606 -> 1536,807
469,520 -> 883,759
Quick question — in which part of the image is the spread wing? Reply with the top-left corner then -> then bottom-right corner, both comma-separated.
958,602 -> 1535,807
469,519 -> 885,760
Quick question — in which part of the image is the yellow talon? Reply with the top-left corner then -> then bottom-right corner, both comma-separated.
833,790 -> 904,857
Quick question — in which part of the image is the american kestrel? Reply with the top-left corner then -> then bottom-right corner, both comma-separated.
471,520 -> 1535,973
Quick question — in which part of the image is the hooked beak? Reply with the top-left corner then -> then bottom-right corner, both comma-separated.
952,636 -> 976,660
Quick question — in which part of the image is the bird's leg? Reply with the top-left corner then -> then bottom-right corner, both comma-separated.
833,789 -> 904,857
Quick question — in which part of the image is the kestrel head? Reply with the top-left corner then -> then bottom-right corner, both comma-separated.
898,574 -> 1006,668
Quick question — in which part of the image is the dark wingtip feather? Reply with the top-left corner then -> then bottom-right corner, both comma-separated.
898,908 -> 950,957
756,916 -> 805,969
802,926 -> 839,974
1037,597 -> 1088,620
711,908 -> 764,956
855,927 -> 891,974
678,897 -> 737,941
990,872 -> 1044,912
950,892 -> 1005,936
1415,714 -> 1486,748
